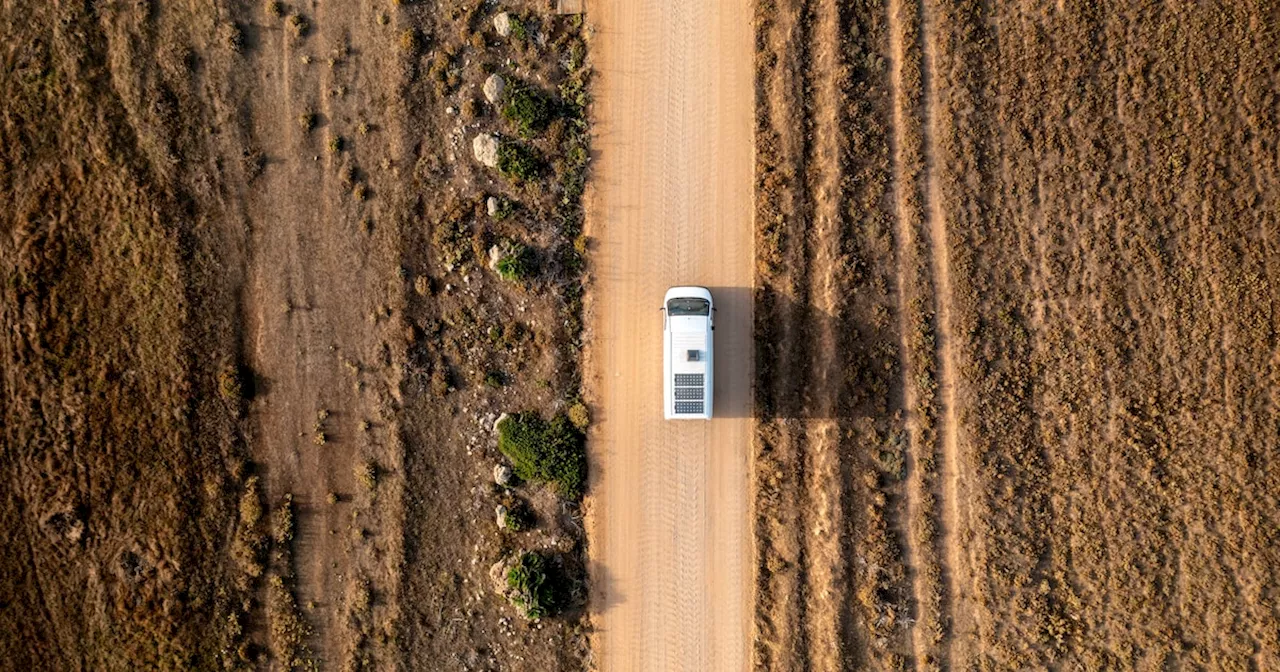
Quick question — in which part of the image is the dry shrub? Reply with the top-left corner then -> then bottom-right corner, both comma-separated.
287,14 -> 309,40
267,574 -> 309,668
355,460 -> 377,490
271,493 -> 294,544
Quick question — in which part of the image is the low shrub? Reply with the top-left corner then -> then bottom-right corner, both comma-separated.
502,84 -> 556,137
432,211 -> 472,271
224,23 -> 245,53
231,529 -> 265,579
239,476 -> 263,526
497,141 -> 542,181
567,402 -> 590,429
497,412 -> 586,499
287,14 -> 309,40
272,493 -> 294,544
267,574 -> 309,667
399,29 -> 421,55
495,242 -> 535,282
355,460 -> 377,490
506,552 -> 555,619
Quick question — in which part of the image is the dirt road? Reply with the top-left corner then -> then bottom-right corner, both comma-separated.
585,0 -> 754,669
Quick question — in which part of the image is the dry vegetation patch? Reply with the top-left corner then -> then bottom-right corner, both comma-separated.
1,2 -> 258,668
754,0 -> 1280,670
1,0 -> 593,670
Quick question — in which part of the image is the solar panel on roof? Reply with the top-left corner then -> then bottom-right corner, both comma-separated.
675,387 -> 703,400
674,373 -> 704,387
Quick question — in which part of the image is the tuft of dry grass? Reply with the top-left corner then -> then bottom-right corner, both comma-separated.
287,14 -> 310,41
298,111 -> 317,133
355,460 -> 377,490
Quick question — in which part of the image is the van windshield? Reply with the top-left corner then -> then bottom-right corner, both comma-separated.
667,297 -> 710,316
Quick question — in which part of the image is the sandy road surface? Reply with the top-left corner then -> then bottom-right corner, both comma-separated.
585,0 -> 754,669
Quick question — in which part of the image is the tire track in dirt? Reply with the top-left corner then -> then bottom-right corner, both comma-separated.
918,0 -> 968,665
798,0 -> 850,664
885,0 -> 929,665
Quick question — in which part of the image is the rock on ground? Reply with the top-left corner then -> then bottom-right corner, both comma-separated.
472,133 -> 499,167
493,12 -> 512,37
495,504 -> 510,529
490,557 -> 515,595
494,463 -> 514,486
483,73 -> 506,105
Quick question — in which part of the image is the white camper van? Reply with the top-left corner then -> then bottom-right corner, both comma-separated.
663,286 -> 714,420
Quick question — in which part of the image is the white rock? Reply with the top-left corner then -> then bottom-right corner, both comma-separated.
493,12 -> 512,37
472,133 -> 499,167
487,196 -> 500,216
483,73 -> 506,104
495,504 -> 509,529
494,464 -> 514,486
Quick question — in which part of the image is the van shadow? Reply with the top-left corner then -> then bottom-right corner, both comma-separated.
704,285 -> 892,420
701,285 -> 753,420
749,283 -> 899,421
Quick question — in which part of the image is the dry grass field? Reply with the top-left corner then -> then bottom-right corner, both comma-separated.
754,0 -> 1280,670
1,0 -> 592,670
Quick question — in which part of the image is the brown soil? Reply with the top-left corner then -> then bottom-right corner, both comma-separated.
755,0 -> 1280,670
2,1 -> 593,670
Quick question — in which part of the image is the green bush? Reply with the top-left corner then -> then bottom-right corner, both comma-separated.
497,141 -> 542,181
497,412 -> 586,500
506,552 -> 554,619
508,15 -> 528,41
495,242 -> 534,282
502,84 -> 556,137
491,196 -> 515,221
502,501 -> 531,532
